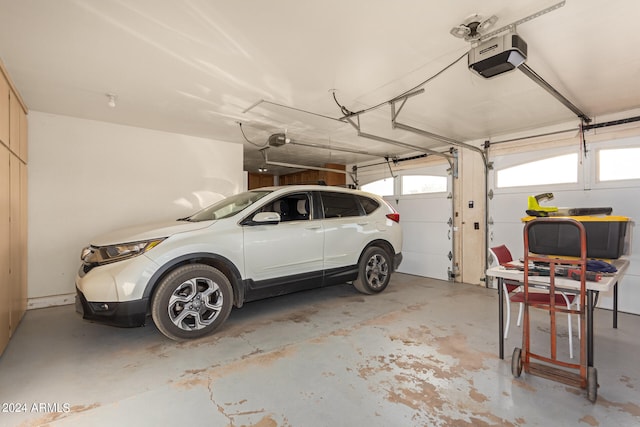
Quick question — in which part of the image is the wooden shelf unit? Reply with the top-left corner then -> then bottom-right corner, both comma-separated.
0,59 -> 28,357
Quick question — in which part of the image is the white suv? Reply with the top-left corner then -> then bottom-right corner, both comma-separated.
76,185 -> 403,340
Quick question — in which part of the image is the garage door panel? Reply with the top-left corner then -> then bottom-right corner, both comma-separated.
394,197 -> 451,222
398,251 -> 450,281
382,172 -> 452,280
489,223 -> 526,260
402,222 -> 451,254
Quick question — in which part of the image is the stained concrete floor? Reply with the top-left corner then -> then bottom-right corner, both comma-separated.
0,273 -> 639,427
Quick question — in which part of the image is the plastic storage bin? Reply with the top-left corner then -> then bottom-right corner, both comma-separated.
521,216 -> 630,259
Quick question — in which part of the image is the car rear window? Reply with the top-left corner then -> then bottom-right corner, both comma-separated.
321,192 -> 362,218
358,196 -> 379,215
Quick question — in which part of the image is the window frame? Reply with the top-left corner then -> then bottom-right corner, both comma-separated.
360,177 -> 395,197
357,195 -> 380,215
495,152 -> 580,190
319,191 -> 364,219
595,144 -> 640,186
491,148 -> 583,194
400,174 -> 448,196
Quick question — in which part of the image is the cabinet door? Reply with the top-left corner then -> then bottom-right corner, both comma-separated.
9,154 -> 21,334
19,107 -> 27,163
9,90 -> 20,155
0,146 -> 9,355
320,163 -> 346,186
0,76 -> 8,146
9,155 -> 27,332
18,161 -> 28,320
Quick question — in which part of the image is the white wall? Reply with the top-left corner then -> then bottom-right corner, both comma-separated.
27,112 -> 243,305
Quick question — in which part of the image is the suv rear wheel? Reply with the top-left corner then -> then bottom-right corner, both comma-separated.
151,264 -> 233,340
353,246 -> 391,294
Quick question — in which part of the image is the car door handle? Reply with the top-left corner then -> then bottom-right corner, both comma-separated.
357,222 -> 369,226
306,225 -> 322,230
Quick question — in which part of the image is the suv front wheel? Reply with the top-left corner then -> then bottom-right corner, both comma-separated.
353,246 -> 392,295
151,264 -> 233,340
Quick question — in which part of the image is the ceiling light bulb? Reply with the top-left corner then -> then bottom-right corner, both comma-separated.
106,93 -> 117,108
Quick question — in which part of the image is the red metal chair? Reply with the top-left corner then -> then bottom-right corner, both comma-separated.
489,245 -> 523,340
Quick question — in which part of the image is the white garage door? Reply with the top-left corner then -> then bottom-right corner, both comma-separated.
382,164 -> 453,281
488,138 -> 640,315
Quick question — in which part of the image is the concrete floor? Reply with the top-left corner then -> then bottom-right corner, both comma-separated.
0,273 -> 639,427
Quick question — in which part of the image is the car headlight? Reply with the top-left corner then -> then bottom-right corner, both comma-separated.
81,239 -> 165,265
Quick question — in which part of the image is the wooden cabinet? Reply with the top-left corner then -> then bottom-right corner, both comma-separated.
279,164 -> 346,187
20,162 -> 27,319
248,172 -> 274,190
1,60 -> 28,356
280,169 -> 319,185
9,91 -> 20,155
319,163 -> 346,186
0,74 -> 8,146
19,105 -> 27,162
0,145 -> 10,355
10,156 -> 27,331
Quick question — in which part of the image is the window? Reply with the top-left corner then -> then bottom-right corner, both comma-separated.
358,196 -> 380,215
189,190 -> 271,221
401,175 -> 447,195
261,193 -> 310,222
361,178 -> 394,196
321,192 -> 361,218
496,153 -> 578,188
598,147 -> 640,182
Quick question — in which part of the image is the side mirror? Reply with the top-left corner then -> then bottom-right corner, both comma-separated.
250,212 -> 281,225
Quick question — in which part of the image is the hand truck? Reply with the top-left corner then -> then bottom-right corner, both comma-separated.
511,217 -> 598,402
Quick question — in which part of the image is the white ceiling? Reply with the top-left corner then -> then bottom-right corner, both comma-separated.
1,0 -> 639,176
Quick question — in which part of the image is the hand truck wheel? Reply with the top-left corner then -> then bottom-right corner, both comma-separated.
511,347 -> 523,378
587,366 -> 598,402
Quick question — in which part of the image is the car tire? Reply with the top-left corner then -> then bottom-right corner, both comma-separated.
353,246 -> 392,295
151,264 -> 233,341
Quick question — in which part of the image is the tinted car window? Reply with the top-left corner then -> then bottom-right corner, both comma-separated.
260,193 -> 311,222
358,196 -> 380,215
321,192 -> 362,218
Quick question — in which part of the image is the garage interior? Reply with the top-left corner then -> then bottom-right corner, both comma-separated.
1,0 -> 640,426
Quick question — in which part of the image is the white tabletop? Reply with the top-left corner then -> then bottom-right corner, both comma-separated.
486,257 -> 629,293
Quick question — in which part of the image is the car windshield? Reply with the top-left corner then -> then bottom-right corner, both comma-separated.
185,190 -> 272,222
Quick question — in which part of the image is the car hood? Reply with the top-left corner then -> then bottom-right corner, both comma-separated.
90,220 -> 214,246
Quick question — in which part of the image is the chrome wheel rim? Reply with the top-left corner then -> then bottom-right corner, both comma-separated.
168,277 -> 224,331
365,254 -> 389,290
